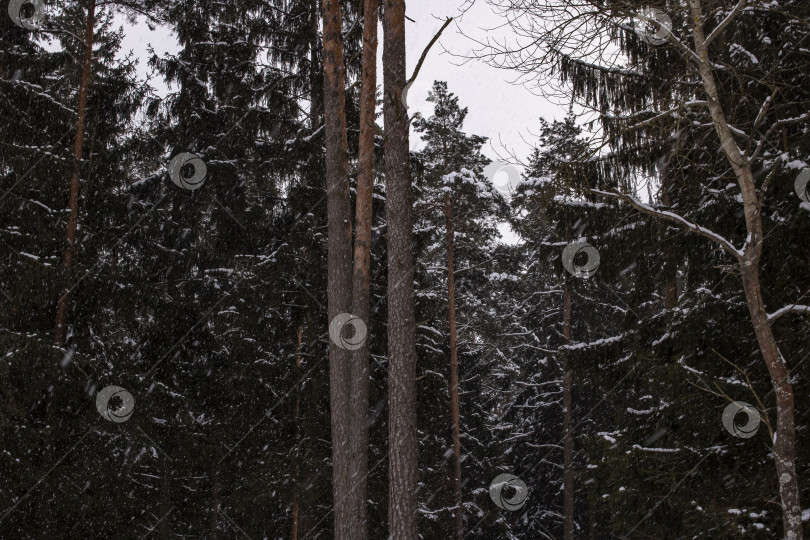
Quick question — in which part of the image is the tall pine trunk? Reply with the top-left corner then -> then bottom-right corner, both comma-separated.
54,0 -> 96,345
347,0 -> 379,537
687,1 -> 801,535
321,0 -> 355,537
443,193 -> 463,539
562,281 -> 574,540
383,1 -> 419,537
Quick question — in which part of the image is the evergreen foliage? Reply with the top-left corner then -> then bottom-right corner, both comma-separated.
0,0 -> 808,537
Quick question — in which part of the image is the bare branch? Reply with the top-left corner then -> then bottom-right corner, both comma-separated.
407,17 -> 453,85
751,111 -> 810,162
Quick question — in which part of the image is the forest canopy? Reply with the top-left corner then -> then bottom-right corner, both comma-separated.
1,0 -> 808,538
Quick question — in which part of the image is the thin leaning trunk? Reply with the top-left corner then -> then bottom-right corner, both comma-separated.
321,0 -> 355,537
444,193 -> 463,540
740,267 -> 800,537
347,0 -> 379,537
383,1 -> 419,537
687,0 -> 801,536
54,0 -> 96,345
562,280 -> 573,540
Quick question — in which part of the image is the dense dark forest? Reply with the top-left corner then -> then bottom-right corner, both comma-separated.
1,0 -> 809,538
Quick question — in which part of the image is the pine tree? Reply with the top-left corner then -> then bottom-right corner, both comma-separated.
1,1 -> 158,534
411,81 -> 510,538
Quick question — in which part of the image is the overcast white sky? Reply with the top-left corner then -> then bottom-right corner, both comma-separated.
117,0 -> 567,166
399,0 -> 568,158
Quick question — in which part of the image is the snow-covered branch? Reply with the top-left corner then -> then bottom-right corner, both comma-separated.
590,189 -> 743,261
767,304 -> 810,322
704,0 -> 748,47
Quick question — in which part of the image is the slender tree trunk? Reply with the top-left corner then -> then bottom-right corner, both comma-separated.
687,2 -> 801,536
54,0 -> 96,345
562,280 -> 574,540
443,196 -> 462,527
563,371 -> 574,540
383,1 -> 419,537
321,1 -> 355,537
292,325 -> 303,540
443,193 -> 463,539
347,1 -> 379,537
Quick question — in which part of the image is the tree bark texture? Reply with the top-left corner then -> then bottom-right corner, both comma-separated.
383,1 -> 419,538
321,0 -> 356,537
347,0 -> 379,537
